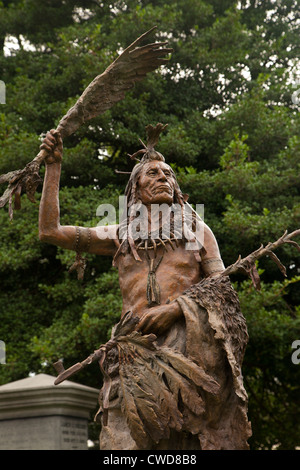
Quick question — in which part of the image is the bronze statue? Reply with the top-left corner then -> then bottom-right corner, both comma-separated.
39,123 -> 252,450
2,27 -> 299,451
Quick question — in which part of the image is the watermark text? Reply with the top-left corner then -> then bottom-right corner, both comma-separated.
0,81 -> 5,104
0,340 -> 6,364
291,340 -> 300,365
95,197 -> 205,250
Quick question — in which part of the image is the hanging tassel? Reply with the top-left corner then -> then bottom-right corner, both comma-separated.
69,252 -> 87,281
69,227 -> 91,280
146,254 -> 163,306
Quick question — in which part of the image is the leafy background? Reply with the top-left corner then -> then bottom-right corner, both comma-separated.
0,0 -> 299,449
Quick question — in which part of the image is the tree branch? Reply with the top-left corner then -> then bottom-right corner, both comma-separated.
221,229 -> 300,289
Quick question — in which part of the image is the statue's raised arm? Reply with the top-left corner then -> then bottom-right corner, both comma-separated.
0,27 -> 173,219
38,129 -> 119,262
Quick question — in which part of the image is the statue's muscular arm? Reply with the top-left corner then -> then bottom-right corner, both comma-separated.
38,130 -> 117,256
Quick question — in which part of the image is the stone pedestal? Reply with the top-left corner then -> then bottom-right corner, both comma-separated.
0,373 -> 99,450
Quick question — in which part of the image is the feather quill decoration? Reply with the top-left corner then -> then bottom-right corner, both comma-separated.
114,327 -> 220,446
0,27 -> 173,218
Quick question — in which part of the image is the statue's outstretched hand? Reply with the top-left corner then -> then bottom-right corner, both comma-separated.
40,129 -> 63,165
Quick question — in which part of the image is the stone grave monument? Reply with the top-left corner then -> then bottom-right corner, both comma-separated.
0,373 -> 99,450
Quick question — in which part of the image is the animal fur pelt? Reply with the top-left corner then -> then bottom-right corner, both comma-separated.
96,276 -> 252,450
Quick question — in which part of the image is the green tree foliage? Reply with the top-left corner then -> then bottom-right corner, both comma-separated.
0,0 -> 299,449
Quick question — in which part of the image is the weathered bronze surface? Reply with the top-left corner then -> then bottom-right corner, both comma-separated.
39,120 -> 245,450
42,119 -> 300,450
35,32 -> 300,451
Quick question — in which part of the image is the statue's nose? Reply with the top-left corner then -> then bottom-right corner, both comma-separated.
157,170 -> 167,181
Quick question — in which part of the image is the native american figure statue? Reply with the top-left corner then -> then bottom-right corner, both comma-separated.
97,124 -> 253,450
1,28 -> 299,451
39,121 -> 252,450
44,119 -> 299,450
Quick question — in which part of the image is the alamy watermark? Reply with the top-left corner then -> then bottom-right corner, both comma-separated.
0,80 -> 5,104
292,77 -> 300,106
291,340 -> 300,365
0,340 -> 6,364
95,196 -> 205,250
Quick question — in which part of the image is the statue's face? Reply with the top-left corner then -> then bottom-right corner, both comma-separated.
137,161 -> 175,205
